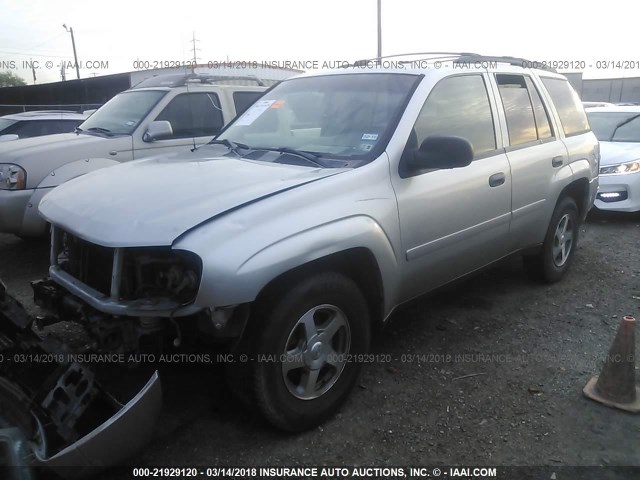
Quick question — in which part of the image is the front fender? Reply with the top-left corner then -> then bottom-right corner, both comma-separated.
190,215 -> 401,315
36,158 -> 121,189
20,159 -> 121,237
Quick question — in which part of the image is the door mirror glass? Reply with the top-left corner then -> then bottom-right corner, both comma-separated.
409,135 -> 474,170
143,121 -> 173,142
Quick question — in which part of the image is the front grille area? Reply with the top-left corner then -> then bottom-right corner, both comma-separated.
53,228 -> 202,304
60,232 -> 114,296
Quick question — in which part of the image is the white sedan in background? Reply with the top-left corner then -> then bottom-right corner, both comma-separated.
0,110 -> 89,142
586,106 -> 640,212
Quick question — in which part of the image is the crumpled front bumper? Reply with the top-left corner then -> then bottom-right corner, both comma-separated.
0,279 -> 162,479
34,371 -> 161,479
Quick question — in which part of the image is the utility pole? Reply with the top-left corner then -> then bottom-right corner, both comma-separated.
63,24 -> 80,79
377,0 -> 382,59
189,32 -> 200,73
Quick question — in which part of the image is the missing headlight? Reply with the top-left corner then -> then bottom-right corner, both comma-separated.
121,248 -> 202,303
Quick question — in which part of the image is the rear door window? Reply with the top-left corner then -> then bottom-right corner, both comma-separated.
496,74 -> 555,145
496,74 -> 537,146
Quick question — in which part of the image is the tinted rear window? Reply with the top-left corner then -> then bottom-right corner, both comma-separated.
541,78 -> 590,136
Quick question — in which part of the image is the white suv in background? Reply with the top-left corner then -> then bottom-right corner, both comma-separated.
586,105 -> 640,212
0,74 -> 267,237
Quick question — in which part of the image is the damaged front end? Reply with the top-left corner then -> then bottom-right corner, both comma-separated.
0,279 -> 162,479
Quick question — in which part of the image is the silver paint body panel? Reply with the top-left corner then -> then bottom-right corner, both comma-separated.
40,66 -> 599,320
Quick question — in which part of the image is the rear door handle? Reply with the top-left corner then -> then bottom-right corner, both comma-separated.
552,156 -> 563,167
489,172 -> 506,187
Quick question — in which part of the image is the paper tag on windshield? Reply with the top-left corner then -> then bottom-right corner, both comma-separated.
235,100 -> 276,125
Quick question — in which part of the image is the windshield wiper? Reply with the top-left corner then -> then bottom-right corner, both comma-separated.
86,127 -> 114,137
609,113 -> 640,141
202,139 -> 250,155
74,126 -> 83,133
269,147 -> 327,168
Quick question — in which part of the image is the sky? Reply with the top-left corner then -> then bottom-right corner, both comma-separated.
0,0 -> 638,85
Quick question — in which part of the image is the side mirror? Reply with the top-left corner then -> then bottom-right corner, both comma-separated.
143,121 -> 173,142
409,135 -> 474,171
0,134 -> 19,142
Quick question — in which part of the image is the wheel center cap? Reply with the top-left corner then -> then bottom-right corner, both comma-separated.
310,341 -> 323,360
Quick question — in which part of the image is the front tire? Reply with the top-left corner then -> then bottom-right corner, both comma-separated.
524,196 -> 580,283
248,272 -> 370,431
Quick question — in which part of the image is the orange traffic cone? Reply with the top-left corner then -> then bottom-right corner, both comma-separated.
583,315 -> 640,413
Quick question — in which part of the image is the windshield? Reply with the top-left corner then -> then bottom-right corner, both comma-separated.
78,90 -> 166,135
586,111 -> 640,142
217,73 -> 419,161
0,118 -> 18,133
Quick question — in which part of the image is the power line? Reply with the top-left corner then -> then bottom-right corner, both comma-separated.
0,48 -> 70,59
21,31 -> 66,53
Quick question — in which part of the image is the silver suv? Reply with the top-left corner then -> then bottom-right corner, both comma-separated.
30,54 -> 598,443
0,74 -> 266,237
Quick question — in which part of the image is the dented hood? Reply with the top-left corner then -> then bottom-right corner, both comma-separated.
39,151 -> 348,247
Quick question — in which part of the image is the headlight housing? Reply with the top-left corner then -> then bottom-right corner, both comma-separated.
0,164 -> 26,190
599,160 -> 640,176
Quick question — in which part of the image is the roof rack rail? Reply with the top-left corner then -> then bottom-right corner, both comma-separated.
132,73 -> 265,89
454,54 -> 557,72
349,52 -> 480,67
347,52 -> 557,72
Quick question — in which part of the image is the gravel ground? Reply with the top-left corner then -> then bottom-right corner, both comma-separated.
1,210 -> 639,474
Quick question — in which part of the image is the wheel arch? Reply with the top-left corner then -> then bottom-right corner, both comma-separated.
557,177 -> 590,220
252,247 -> 386,332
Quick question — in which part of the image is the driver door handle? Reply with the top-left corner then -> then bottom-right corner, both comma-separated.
489,172 -> 506,187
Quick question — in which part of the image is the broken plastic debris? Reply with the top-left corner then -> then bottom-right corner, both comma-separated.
528,385 -> 544,396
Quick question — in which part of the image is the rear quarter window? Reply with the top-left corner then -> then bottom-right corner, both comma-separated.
541,77 -> 590,137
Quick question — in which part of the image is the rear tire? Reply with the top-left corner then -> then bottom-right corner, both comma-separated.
235,272 -> 370,432
524,196 -> 579,283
